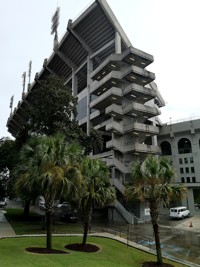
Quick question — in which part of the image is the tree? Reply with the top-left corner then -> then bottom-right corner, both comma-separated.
26,75 -> 78,138
0,137 -> 18,199
15,74 -> 102,215
25,74 -> 102,154
14,133 -> 82,250
126,155 -> 187,265
80,128 -> 103,156
77,157 -> 116,246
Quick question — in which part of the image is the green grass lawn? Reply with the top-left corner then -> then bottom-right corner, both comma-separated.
5,208 -> 83,235
0,236 -> 187,267
3,208 -> 188,267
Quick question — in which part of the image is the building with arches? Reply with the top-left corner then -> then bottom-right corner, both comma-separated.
158,118 -> 200,215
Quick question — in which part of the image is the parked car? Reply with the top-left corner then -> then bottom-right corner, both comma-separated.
56,202 -> 69,209
169,206 -> 190,219
61,212 -> 78,223
39,201 -> 45,210
0,198 -> 7,208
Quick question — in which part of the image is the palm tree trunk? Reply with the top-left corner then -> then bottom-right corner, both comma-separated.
153,223 -> 162,264
150,201 -> 163,264
82,220 -> 89,246
46,212 -> 52,250
82,205 -> 92,246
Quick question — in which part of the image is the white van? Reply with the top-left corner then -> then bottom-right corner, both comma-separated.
170,206 -> 190,219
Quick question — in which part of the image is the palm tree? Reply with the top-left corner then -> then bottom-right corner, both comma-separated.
77,157 -> 116,246
126,155 -> 187,265
14,133 -> 82,250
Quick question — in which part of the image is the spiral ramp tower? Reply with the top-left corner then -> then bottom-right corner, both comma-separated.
6,0 -> 165,224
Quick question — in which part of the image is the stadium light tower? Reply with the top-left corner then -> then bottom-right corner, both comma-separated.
28,60 -> 32,90
9,95 -> 14,115
51,7 -> 60,49
22,71 -> 26,99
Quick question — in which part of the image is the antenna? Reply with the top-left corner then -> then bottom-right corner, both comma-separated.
22,71 -> 26,99
9,95 -> 14,115
51,7 -> 60,48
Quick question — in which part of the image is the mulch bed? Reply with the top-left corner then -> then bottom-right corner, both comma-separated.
25,243 -> 99,254
25,247 -> 69,254
142,262 -> 174,267
65,243 -> 100,252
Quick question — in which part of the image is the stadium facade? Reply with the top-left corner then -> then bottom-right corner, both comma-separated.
7,0 -> 199,222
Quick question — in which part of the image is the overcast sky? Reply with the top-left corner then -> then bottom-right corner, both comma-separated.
1,0 -> 200,138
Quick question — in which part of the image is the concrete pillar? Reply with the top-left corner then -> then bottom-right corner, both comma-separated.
72,68 -> 77,97
87,55 -> 93,135
186,188 -> 195,215
115,31 -> 121,54
152,118 -> 158,147
111,166 -> 115,180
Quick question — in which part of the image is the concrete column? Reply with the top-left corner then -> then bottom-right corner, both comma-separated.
115,31 -> 121,54
152,118 -> 158,147
186,188 -> 195,215
71,69 -> 78,121
72,68 -> 77,97
111,166 -> 115,180
87,55 -> 93,135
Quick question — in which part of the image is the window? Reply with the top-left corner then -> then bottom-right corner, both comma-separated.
185,167 -> 189,173
184,158 -> 188,164
187,177 -> 190,183
178,138 -> 192,154
190,157 -> 194,163
179,158 -> 183,164
160,141 -> 172,155
181,177 -> 185,183
180,168 -> 184,174
191,167 -> 195,173
192,177 -> 196,183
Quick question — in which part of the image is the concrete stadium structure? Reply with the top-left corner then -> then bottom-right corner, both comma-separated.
9,0 -> 195,223
158,118 -> 200,216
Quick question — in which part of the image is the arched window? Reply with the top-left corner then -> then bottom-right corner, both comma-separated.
178,138 -> 192,154
160,141 -> 172,155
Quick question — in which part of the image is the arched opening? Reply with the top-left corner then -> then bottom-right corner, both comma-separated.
178,138 -> 192,154
160,141 -> 172,155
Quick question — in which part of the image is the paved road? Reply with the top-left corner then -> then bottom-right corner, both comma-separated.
109,214 -> 200,266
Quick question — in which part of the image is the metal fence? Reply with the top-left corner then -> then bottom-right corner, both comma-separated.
90,224 -> 155,249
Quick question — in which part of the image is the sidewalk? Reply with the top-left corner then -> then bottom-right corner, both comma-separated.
0,209 -> 15,237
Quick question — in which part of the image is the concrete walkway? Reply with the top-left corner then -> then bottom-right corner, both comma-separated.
0,209 -> 15,237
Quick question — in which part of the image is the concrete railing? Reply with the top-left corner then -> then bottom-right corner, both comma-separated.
114,200 -> 135,224
111,178 -> 125,194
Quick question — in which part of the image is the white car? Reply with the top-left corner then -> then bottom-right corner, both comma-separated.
56,202 -> 69,209
170,206 -> 190,219
0,198 -> 7,208
39,201 -> 45,210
